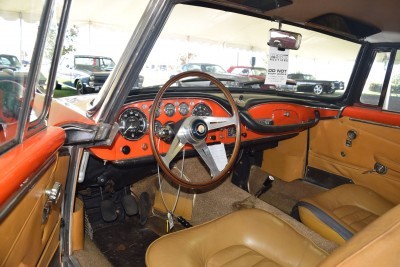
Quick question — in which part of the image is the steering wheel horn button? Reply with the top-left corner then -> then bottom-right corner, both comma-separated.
191,119 -> 208,140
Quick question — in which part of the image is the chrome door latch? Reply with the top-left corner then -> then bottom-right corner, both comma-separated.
42,182 -> 62,224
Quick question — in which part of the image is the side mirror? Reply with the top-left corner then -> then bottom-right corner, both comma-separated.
268,28 -> 302,50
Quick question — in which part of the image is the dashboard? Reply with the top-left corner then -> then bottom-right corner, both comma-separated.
89,97 -> 339,162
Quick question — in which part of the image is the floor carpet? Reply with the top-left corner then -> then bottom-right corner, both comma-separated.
91,216 -> 160,267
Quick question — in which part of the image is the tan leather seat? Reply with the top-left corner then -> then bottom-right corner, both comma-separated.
146,209 -> 328,267
298,184 -> 395,244
146,205 -> 400,267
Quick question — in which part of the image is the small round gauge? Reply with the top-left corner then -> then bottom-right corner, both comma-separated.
164,103 -> 175,117
149,104 -> 161,118
178,102 -> 190,116
118,108 -> 148,140
192,103 -> 212,116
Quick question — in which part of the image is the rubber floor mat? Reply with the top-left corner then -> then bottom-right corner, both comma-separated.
92,216 -> 160,267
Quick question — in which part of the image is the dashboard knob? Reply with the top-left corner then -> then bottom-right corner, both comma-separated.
121,146 -> 131,155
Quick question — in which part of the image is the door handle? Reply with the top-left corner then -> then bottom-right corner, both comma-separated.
42,182 -> 62,223
45,182 -> 62,204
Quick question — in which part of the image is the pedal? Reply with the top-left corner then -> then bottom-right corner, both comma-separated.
100,199 -> 117,222
122,192 -> 138,216
177,216 -> 192,228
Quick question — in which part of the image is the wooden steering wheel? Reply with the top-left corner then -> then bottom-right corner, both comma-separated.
149,71 -> 241,189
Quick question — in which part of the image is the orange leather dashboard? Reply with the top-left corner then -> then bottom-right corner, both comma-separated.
343,106 -> 400,126
89,98 -> 339,162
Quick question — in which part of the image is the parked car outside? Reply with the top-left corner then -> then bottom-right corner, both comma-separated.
0,54 -> 22,71
179,63 -> 256,86
0,54 -> 46,90
287,73 -> 344,95
56,54 -> 117,94
227,66 -> 267,80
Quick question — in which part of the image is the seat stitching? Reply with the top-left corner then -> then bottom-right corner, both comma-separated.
251,257 -> 268,267
348,212 -> 375,225
298,201 -> 353,240
219,248 -> 262,267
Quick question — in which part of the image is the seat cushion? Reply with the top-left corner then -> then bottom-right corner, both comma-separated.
146,209 -> 328,267
298,184 -> 394,244
319,204 -> 400,266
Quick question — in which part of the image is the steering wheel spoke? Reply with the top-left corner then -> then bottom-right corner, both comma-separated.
162,136 -> 185,167
202,116 -> 237,130
193,140 -> 221,178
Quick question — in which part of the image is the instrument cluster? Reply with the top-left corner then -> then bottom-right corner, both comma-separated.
118,100 -> 213,141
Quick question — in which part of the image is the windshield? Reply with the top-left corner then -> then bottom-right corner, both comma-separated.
135,4 -> 360,96
72,2 -> 361,107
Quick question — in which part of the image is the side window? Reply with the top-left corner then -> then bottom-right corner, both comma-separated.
383,52 -> 400,112
0,0 -> 63,152
360,51 -> 391,106
360,49 -> 400,112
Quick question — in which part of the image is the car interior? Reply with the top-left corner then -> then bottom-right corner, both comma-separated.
1,0 -> 400,266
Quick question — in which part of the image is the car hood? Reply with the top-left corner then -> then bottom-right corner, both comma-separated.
208,72 -> 257,83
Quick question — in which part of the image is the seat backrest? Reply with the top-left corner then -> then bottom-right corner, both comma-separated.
319,204 -> 400,266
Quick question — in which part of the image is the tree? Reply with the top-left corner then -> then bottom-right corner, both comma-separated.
45,24 -> 79,60
62,25 -> 79,55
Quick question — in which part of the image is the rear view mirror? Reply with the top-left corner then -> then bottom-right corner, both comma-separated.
268,28 -> 302,50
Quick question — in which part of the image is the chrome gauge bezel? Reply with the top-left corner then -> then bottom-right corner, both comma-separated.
164,103 -> 176,117
118,108 -> 148,140
192,103 -> 213,116
178,102 -> 190,116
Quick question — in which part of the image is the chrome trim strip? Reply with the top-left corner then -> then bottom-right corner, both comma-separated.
78,150 -> 90,183
0,154 -> 57,222
336,106 -> 346,118
18,0 -> 57,143
35,0 -> 73,127
61,146 -> 83,257
349,117 -> 400,129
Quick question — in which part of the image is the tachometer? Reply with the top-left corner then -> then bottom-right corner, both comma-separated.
192,103 -> 212,116
118,108 -> 148,140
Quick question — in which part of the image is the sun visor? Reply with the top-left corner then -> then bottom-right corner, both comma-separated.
307,13 -> 381,40
211,0 -> 293,12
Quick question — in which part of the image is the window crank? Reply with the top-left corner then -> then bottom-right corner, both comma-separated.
346,130 -> 357,147
363,163 -> 387,175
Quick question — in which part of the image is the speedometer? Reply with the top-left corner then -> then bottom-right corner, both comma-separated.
192,103 -> 212,116
118,108 -> 148,140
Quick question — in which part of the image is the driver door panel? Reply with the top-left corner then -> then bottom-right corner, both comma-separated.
0,127 -> 67,266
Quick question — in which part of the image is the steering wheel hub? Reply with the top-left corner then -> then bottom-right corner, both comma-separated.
190,119 -> 208,140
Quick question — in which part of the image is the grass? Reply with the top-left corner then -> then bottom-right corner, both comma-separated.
53,87 -> 78,98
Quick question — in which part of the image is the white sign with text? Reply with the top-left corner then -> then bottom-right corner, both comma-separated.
265,46 -> 289,85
